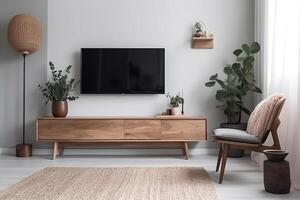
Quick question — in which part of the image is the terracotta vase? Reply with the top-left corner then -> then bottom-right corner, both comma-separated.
171,107 -> 181,115
52,100 -> 68,117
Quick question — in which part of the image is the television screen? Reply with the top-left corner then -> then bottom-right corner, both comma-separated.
81,48 -> 165,94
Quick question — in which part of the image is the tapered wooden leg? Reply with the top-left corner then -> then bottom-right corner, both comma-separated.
183,142 -> 189,160
219,144 -> 228,184
53,141 -> 58,160
216,144 -> 223,172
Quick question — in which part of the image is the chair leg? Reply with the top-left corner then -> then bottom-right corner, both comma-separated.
216,144 -> 223,172
219,144 -> 229,184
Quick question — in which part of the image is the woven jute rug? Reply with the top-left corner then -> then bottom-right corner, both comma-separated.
0,167 -> 218,200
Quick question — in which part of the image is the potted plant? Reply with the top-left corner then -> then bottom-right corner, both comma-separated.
205,42 -> 262,157
194,22 -> 204,37
166,93 -> 184,115
39,62 -> 79,117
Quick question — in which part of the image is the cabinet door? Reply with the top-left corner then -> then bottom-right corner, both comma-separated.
38,119 -> 124,140
124,120 -> 161,139
161,120 -> 206,140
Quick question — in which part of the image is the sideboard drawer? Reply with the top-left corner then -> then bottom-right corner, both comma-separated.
38,119 -> 124,140
161,120 -> 206,140
124,120 -> 161,139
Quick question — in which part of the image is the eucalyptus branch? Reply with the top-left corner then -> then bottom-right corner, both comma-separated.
39,62 -> 79,104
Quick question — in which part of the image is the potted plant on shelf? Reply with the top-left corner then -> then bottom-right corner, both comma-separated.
205,42 -> 262,157
39,62 -> 79,117
166,93 -> 184,115
194,22 -> 204,37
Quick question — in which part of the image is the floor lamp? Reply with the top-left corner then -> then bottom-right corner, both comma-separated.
7,14 -> 42,157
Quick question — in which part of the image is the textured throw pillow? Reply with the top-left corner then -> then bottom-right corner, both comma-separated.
246,95 -> 285,139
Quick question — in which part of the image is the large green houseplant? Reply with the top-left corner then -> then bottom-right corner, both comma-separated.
39,62 -> 79,117
205,42 -> 262,124
205,42 -> 262,157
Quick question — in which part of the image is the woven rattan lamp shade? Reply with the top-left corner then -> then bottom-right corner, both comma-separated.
7,14 -> 42,54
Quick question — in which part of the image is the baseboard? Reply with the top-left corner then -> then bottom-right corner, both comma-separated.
0,147 -> 218,156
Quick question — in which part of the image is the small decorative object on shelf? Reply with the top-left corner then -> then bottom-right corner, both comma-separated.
192,21 -> 213,49
193,22 -> 205,37
263,150 -> 291,194
39,62 -> 79,117
166,92 -> 184,115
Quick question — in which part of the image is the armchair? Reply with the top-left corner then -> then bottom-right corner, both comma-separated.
214,95 -> 286,183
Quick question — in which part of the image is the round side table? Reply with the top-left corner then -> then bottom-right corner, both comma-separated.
264,160 -> 291,194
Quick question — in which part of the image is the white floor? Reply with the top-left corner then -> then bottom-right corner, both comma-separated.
0,153 -> 300,200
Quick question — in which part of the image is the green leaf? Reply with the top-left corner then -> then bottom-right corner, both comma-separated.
217,90 -> 227,96
254,86 -> 262,93
232,63 -> 241,72
242,44 -> 251,55
245,72 -> 254,81
216,79 -> 227,89
209,73 -> 218,80
205,81 -> 216,87
226,74 -> 237,84
241,66 -> 247,74
233,49 -> 243,57
216,90 -> 227,100
223,67 -> 233,74
243,56 -> 255,64
243,63 -> 253,72
232,63 -> 246,82
251,42 -> 260,53
248,84 -> 262,93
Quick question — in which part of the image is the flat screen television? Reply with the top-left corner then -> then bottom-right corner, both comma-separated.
81,48 -> 165,94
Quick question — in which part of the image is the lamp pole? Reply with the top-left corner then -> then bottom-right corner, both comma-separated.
15,52 -> 32,157
181,89 -> 184,115
22,53 -> 28,144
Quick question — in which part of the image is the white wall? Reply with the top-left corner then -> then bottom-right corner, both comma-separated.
0,0 -> 47,148
48,0 -> 254,149
0,0 -> 254,150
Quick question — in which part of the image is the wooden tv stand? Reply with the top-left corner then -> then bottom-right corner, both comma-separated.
36,116 -> 207,160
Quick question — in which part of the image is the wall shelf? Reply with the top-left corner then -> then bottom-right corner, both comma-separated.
192,34 -> 214,49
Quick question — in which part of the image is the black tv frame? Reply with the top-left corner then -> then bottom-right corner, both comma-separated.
80,48 -> 165,95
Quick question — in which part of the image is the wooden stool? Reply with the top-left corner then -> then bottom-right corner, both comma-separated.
264,160 -> 291,194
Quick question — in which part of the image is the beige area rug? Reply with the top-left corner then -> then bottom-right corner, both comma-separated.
0,167 -> 218,200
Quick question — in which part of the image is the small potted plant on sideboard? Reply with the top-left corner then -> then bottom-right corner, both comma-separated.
39,62 -> 79,117
166,93 -> 184,115
205,42 -> 262,157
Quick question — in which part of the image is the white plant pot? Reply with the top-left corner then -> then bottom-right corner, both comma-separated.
171,107 -> 181,115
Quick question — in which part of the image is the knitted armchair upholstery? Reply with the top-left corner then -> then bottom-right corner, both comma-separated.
246,95 -> 286,142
